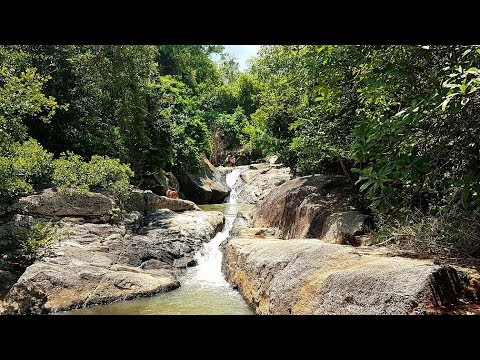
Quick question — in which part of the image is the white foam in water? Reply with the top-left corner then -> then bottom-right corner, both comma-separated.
189,166 -> 248,286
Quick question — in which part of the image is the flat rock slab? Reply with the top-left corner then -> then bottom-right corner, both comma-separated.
9,188 -> 115,217
3,210 -> 224,314
126,189 -> 200,215
145,193 -> 200,212
222,238 -> 467,315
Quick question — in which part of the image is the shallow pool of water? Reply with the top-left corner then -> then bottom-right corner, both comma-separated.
198,203 -> 254,215
68,277 -> 253,315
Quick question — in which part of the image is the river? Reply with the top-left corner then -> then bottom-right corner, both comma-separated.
68,166 -> 254,315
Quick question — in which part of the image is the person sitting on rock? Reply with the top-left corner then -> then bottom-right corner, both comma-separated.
166,189 -> 179,199
223,154 -> 232,167
230,155 -> 236,167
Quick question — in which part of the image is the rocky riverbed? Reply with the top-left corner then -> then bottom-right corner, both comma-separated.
1,159 -> 479,315
222,168 -> 480,315
0,188 -> 223,314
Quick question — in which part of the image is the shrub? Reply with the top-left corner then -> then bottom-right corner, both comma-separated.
89,156 -> 134,202
373,204 -> 480,257
16,223 -> 58,262
216,107 -> 248,148
171,115 -> 212,173
108,207 -> 122,225
52,152 -> 91,195
0,139 -> 53,202
52,152 -> 134,202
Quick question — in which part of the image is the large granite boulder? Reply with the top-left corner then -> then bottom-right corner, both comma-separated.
253,174 -> 368,241
321,211 -> 370,245
8,188 -> 115,217
235,163 -> 291,204
221,237 -> 467,315
177,158 -> 230,204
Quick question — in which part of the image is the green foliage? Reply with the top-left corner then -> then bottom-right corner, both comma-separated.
203,71 -> 261,162
0,66 -> 61,148
250,45 -> 480,255
16,223 -> 58,262
0,139 -> 54,201
52,152 -> 134,201
0,66 -> 60,202
11,139 -> 54,184
108,207 -> 122,225
218,53 -> 240,84
0,45 -> 263,177
0,45 -> 231,176
217,107 -> 248,148
0,45 -> 261,207
172,115 -> 212,173
52,152 -> 91,195
156,45 -> 223,89
89,156 -> 134,202
242,121 -> 279,157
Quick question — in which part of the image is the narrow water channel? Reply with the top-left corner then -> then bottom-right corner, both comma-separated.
69,166 -> 254,315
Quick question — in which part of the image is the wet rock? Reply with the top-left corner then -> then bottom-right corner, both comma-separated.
121,209 -> 224,267
173,257 -> 198,269
222,237 -> 467,315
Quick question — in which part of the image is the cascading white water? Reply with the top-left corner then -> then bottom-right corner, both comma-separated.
189,166 -> 247,286
225,166 -> 245,203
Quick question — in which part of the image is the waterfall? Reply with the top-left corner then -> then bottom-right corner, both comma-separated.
189,166 -> 248,286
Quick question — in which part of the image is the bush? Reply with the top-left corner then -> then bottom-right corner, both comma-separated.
52,152 -> 134,202
11,139 -> 54,185
89,156 -> 134,202
52,152 -> 91,195
15,223 -> 58,262
0,139 -> 53,202
171,115 -> 212,173
373,204 -> 480,257
216,107 -> 248,148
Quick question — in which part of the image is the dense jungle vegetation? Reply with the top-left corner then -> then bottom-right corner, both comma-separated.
1,45 -> 479,257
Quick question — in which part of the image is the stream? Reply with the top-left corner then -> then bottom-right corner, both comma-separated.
69,166 -> 254,315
